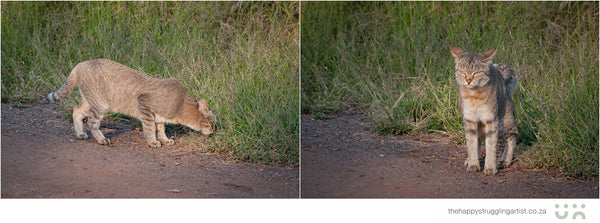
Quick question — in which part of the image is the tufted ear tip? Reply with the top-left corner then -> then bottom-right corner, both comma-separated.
484,48 -> 497,59
451,47 -> 463,57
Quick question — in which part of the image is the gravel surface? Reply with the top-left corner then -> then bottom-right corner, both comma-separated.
1,103 -> 298,198
301,113 -> 598,198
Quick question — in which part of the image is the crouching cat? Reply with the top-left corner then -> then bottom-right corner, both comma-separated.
47,59 -> 216,148
450,47 -> 518,175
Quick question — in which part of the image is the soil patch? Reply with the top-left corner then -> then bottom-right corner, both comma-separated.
1,103 -> 298,198
301,113 -> 598,198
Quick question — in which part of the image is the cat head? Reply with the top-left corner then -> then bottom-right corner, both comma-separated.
191,98 -> 216,135
450,47 -> 496,89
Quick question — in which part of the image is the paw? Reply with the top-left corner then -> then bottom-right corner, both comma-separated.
498,160 -> 512,169
77,134 -> 89,140
466,164 -> 480,172
148,141 -> 161,148
162,139 -> 175,146
97,138 -> 111,145
464,159 -> 480,172
484,167 -> 498,175
500,161 -> 512,168
498,161 -> 510,169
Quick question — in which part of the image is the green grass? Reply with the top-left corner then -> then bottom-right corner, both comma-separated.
302,2 -> 598,179
2,1 -> 299,164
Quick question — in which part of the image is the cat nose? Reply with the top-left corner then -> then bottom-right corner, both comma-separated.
466,78 -> 472,84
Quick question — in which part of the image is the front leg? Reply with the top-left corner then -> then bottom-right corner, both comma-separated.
138,94 -> 161,148
156,123 -> 175,146
139,117 -> 160,148
483,121 -> 499,175
463,120 -> 480,172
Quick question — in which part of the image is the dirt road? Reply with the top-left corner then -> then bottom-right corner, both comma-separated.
1,103 -> 298,198
2,104 -> 596,198
301,114 -> 598,198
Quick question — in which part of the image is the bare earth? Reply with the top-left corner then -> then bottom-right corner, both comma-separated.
301,113 -> 599,198
1,103 -> 298,198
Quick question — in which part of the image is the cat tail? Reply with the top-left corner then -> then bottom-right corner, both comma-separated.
493,63 -> 519,96
47,69 -> 78,103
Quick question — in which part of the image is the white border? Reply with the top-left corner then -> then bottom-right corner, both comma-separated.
1,199 -> 598,223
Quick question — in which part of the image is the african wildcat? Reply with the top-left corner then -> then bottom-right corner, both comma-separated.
450,47 -> 518,175
47,59 -> 216,148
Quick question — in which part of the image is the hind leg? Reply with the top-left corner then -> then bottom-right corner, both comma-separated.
72,100 -> 90,140
500,133 -> 516,168
88,113 -> 111,145
500,107 -> 518,169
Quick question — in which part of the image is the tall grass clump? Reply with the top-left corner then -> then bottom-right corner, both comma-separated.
301,1 -> 598,178
2,1 -> 299,164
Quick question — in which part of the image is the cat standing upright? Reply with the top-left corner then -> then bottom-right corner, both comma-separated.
450,47 -> 518,175
47,59 -> 216,148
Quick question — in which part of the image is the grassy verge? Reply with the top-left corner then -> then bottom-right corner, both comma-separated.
301,1 -> 598,179
2,1 -> 299,164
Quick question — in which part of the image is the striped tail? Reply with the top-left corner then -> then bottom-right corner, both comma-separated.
493,63 -> 519,96
47,70 -> 78,103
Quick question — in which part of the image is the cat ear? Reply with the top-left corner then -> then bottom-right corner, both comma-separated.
450,47 -> 463,58
198,98 -> 209,111
483,48 -> 496,60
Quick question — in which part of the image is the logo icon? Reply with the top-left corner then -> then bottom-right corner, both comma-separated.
555,204 -> 586,220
